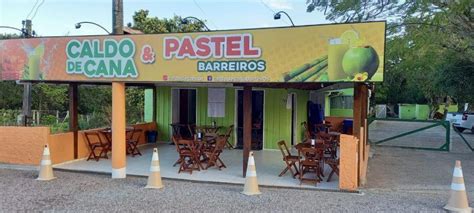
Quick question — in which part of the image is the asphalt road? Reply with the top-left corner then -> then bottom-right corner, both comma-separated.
0,168 -> 463,212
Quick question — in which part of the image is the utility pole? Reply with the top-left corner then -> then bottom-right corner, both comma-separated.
112,0 -> 123,35
21,19 -> 33,126
111,0 -> 126,179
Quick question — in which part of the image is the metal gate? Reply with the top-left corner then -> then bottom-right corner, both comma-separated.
368,118 -> 450,151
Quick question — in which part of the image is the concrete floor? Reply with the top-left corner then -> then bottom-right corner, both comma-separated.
54,143 -> 339,190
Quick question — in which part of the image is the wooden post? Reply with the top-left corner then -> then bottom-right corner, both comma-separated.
353,83 -> 369,186
243,86 -> 252,177
68,83 -> 79,159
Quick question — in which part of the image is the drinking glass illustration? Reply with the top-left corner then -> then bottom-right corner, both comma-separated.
328,38 -> 349,81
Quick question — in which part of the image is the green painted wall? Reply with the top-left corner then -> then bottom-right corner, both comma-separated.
153,86 -> 308,149
196,87 -> 236,145
263,89 -> 309,149
144,89 -> 154,122
293,90 -> 310,146
156,87 -> 172,141
330,108 -> 353,117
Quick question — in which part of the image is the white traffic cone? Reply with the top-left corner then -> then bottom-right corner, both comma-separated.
145,148 -> 164,189
242,152 -> 261,195
37,144 -> 55,181
444,160 -> 471,213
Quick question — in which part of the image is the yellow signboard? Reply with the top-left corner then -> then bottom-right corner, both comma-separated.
0,21 -> 385,82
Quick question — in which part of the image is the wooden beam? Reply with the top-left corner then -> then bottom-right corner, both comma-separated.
243,86 -> 252,177
68,83 -> 79,159
352,82 -> 369,187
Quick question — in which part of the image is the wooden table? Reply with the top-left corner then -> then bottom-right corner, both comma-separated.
196,125 -> 222,133
99,127 -> 134,150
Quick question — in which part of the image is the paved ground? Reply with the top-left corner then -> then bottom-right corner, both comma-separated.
0,159 -> 472,212
2,120 -> 474,212
54,143 -> 338,190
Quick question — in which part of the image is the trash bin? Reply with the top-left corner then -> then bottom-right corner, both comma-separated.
146,130 -> 158,143
415,104 -> 430,120
342,119 -> 353,134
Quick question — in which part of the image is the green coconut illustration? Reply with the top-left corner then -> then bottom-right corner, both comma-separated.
342,45 -> 379,80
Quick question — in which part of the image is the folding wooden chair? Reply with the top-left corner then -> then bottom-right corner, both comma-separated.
204,136 -> 227,170
220,125 -> 234,149
176,138 -> 201,174
127,129 -> 142,157
172,135 -> 184,167
298,147 -> 324,186
301,121 -> 314,141
84,131 -> 110,161
277,140 -> 299,178
326,158 -> 339,182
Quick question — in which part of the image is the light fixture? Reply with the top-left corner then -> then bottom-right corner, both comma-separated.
273,11 -> 295,27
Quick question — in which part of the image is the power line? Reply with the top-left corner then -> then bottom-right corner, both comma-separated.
259,0 -> 290,26
30,0 -> 45,20
26,0 -> 40,19
192,0 -> 218,30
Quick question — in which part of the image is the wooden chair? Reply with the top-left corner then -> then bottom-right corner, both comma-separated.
298,146 -> 324,186
127,129 -> 142,157
325,158 -> 339,182
301,121 -> 315,141
100,129 -> 113,150
220,125 -> 234,149
84,131 -> 110,161
277,140 -> 300,178
170,123 -> 183,139
204,136 -> 227,170
172,135 -> 184,167
176,138 -> 201,174
317,132 -> 338,160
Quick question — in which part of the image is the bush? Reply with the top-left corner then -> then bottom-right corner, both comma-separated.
40,114 -> 57,125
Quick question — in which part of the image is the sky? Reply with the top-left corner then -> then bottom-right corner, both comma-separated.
0,0 -> 330,36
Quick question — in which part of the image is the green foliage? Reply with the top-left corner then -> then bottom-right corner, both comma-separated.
78,85 -> 111,115
40,114 -> 57,125
0,81 -> 23,109
130,10 -> 207,33
126,87 -> 144,124
50,122 -> 68,134
0,109 -> 21,125
32,83 -> 68,111
0,33 -> 21,40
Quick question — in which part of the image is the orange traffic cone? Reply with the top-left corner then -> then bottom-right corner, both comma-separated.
37,144 -> 55,181
242,152 -> 261,195
444,160 -> 471,213
145,148 -> 164,189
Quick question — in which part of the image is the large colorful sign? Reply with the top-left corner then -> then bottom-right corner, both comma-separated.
0,21 -> 385,83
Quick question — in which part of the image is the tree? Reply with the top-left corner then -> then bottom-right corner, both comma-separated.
307,0 -> 474,114
129,10 -> 207,33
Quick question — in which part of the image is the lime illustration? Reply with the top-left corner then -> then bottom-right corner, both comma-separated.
340,30 -> 359,47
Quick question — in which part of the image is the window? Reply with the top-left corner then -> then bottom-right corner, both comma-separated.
330,96 -> 353,109
208,88 -> 226,117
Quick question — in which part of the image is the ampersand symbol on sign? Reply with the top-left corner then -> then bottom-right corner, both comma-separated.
140,45 -> 155,64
